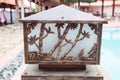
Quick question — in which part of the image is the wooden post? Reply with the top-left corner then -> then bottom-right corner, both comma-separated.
97,24 -> 103,64
78,0 -> 80,10
101,0 -> 104,18
21,0 -> 25,19
3,7 -> 5,11
112,0 -> 115,17
15,0 -> 20,25
40,0 -> 42,11
23,22 -> 29,63
10,5 -> 13,24
29,0 -> 32,12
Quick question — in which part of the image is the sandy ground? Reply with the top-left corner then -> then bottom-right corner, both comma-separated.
0,24 -> 23,58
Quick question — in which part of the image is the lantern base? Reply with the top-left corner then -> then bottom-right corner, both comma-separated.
39,64 -> 86,70
22,65 -> 103,80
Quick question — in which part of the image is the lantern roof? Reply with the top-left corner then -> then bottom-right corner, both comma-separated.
20,5 -> 107,24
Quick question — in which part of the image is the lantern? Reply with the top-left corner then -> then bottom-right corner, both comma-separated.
20,5 -> 107,80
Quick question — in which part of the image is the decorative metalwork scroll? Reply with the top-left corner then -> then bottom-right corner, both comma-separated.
23,22 -> 102,64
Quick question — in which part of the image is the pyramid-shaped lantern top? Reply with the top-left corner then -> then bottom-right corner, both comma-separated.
20,5 -> 107,24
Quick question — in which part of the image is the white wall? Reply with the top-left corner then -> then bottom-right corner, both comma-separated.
91,5 -> 120,17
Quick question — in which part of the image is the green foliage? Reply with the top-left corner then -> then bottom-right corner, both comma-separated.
31,8 -> 39,12
31,8 -> 36,12
31,5 -> 40,12
81,0 -> 97,3
64,0 -> 79,3
51,0 -> 60,3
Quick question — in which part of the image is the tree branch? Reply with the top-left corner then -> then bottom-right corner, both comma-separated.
49,24 -> 70,56
77,36 -> 85,41
43,33 -> 48,39
35,42 -> 39,51
39,23 -> 45,54
88,43 -> 97,54
42,27 -> 54,39
61,39 -> 72,47
28,36 -> 39,52
65,39 -> 73,44
56,23 -> 62,59
61,24 -> 83,60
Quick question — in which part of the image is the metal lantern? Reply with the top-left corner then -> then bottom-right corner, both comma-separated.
20,5 -> 107,67
20,5 -> 108,80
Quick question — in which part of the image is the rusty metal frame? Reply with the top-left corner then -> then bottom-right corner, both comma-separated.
23,22 -> 103,66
